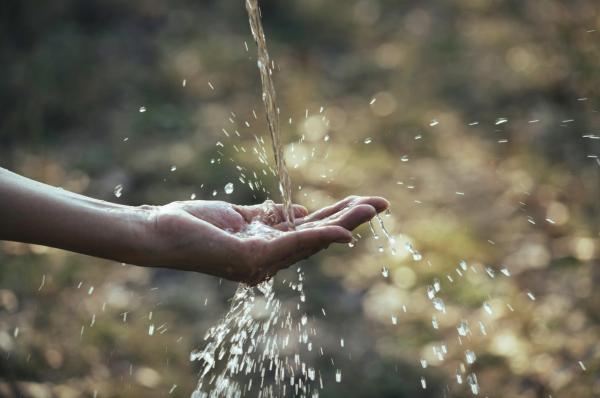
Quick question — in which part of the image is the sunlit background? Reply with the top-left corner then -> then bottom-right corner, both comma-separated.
1,0 -> 599,397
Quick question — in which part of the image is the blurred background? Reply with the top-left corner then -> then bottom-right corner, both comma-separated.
1,0 -> 599,397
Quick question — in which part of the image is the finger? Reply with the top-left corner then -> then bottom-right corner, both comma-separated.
362,196 -> 389,213
302,196 -> 389,223
266,226 -> 352,263
300,196 -> 358,222
298,204 -> 376,231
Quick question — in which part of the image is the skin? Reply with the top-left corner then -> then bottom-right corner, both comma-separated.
0,167 -> 389,285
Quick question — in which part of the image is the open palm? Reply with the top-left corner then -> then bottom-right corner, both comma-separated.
146,196 -> 388,284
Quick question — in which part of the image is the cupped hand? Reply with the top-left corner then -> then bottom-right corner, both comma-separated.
142,196 -> 388,285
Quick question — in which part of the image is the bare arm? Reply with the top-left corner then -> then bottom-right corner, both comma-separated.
0,167 -> 388,284
0,167 -> 153,263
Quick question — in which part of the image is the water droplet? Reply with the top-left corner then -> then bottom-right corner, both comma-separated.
301,314 -> 308,325
432,298 -> 446,313
114,184 -> 123,198
527,291 -> 536,301
456,369 -> 463,384
479,321 -> 487,336
420,377 -> 427,389
412,251 -> 423,261
459,260 -> 468,271
431,315 -> 439,329
483,301 -> 493,315
391,315 -> 398,325
427,285 -> 436,299
170,165 -> 177,172
420,359 -> 428,368
500,266 -> 511,277
457,320 -> 470,336
335,369 -> 342,383
224,182 -> 234,195
381,266 -> 389,278
465,349 -> 476,364
495,117 -> 508,125
429,119 -> 439,126
467,373 -> 479,395
364,137 -> 373,144
139,106 -> 146,113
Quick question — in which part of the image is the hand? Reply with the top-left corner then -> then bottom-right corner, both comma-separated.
142,196 -> 389,284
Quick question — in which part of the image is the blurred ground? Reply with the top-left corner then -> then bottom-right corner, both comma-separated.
0,0 -> 599,397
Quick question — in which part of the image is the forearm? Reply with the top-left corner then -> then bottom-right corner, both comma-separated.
0,167 -> 153,264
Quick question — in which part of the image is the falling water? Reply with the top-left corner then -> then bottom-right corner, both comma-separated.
190,221 -> 320,397
245,0 -> 295,229
189,4 -> 319,393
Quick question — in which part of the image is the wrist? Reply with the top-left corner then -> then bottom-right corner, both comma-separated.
117,205 -> 163,266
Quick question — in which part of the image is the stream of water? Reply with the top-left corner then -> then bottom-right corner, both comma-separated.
245,0 -> 295,229
190,2 -> 315,397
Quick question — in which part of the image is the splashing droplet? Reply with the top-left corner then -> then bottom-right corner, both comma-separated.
483,301 -> 493,315
427,285 -> 436,299
335,369 -> 342,383
381,266 -> 389,278
224,182 -> 234,195
467,373 -> 479,395
465,349 -> 477,364
457,320 -> 470,336
432,298 -> 446,313
114,184 -> 123,198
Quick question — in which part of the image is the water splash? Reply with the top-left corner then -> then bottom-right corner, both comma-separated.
190,276 -> 319,397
